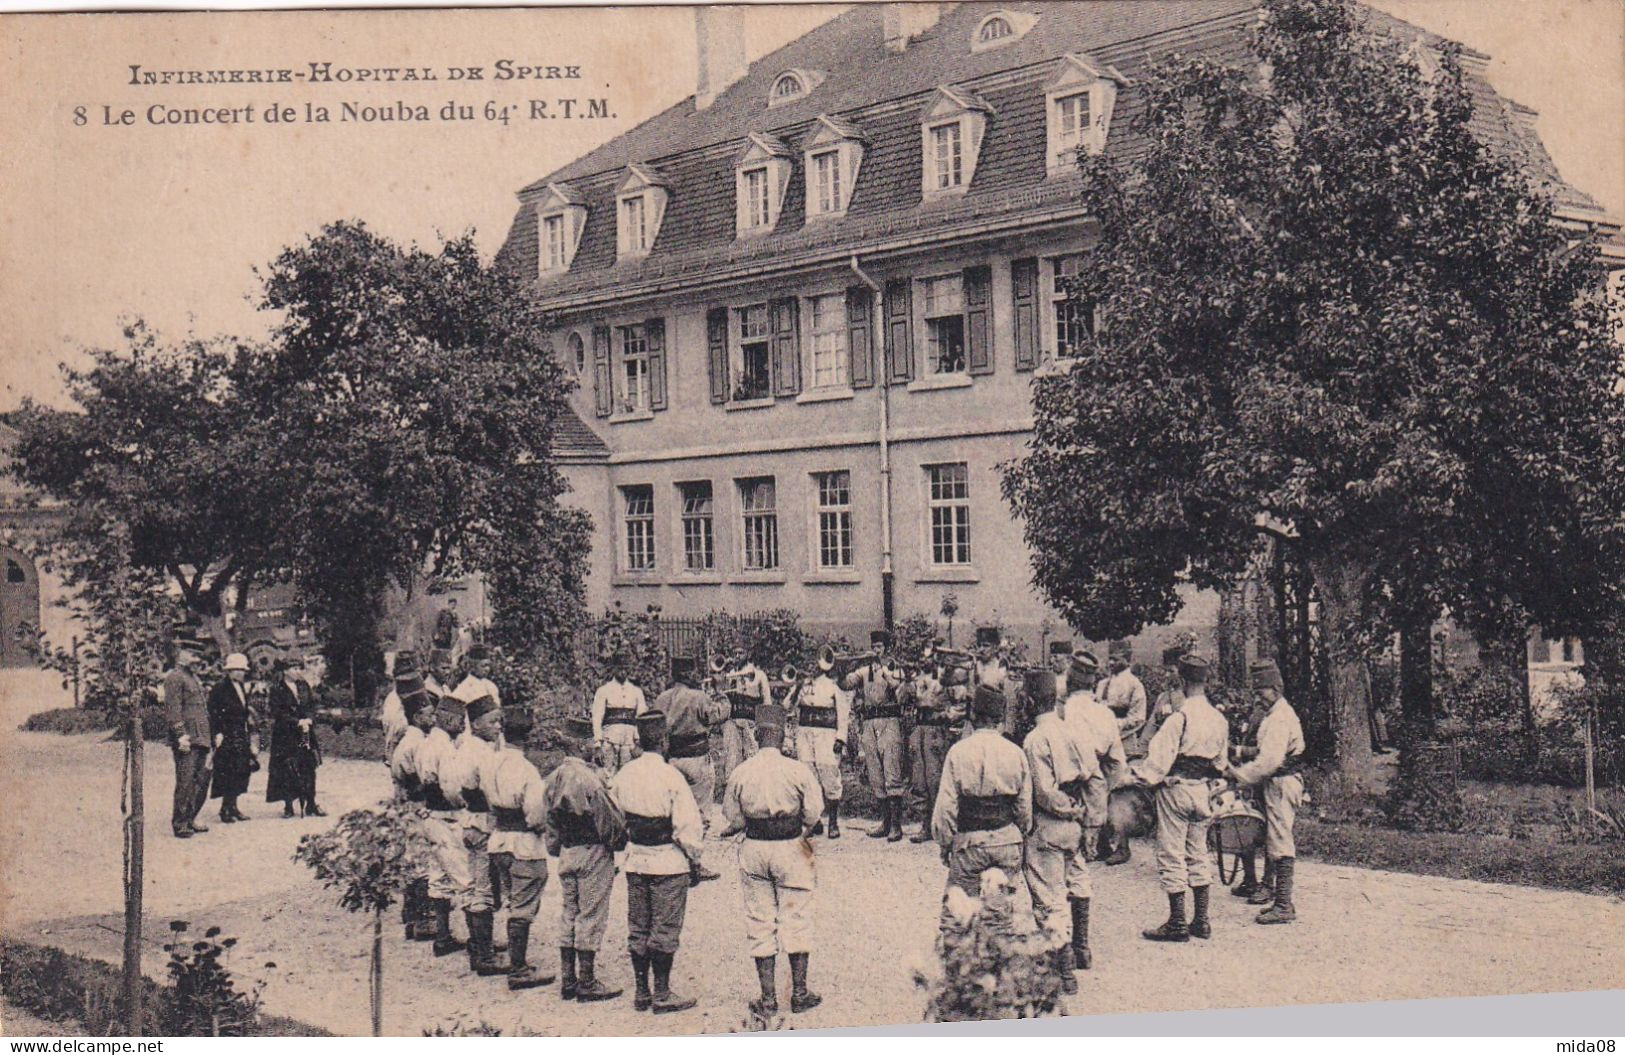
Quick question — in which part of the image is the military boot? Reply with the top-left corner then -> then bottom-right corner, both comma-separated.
468,911 -> 510,976
575,951 -> 622,1001
789,952 -> 822,1013
1256,857 -> 1297,924
1070,896 -> 1092,970
1189,885 -> 1212,939
506,919 -> 555,990
1249,856 -> 1277,904
650,952 -> 697,1014
560,948 -> 579,1001
1143,892 -> 1190,942
868,802 -> 891,839
430,899 -> 465,958
886,798 -> 904,842
826,800 -> 841,839
750,955 -> 778,1018
631,952 -> 653,1011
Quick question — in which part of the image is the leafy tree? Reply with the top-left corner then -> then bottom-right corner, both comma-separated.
1002,0 -> 1625,788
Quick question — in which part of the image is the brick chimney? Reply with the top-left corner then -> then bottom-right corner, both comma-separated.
695,6 -> 749,111
883,2 -> 945,53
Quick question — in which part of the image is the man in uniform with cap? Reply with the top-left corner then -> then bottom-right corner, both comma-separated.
1227,658 -> 1307,924
163,643 -> 212,839
415,692 -> 470,957
654,659 -> 727,879
610,710 -> 706,1014
905,658 -> 960,843
1023,669 -> 1099,989
454,644 -> 502,709
1062,651 -> 1128,863
844,630 -> 908,841
380,650 -> 420,763
973,628 -> 1009,693
544,716 -> 629,1003
389,683 -> 437,941
446,686 -> 508,976
1099,645 -> 1148,742
1047,640 -> 1074,700
592,651 -> 648,777
485,707 -> 558,989
721,703 -> 826,1016
1131,654 -> 1230,942
792,651 -> 850,840
1133,648 -> 1189,761
425,648 -> 456,699
718,648 -> 770,790
932,684 -> 1034,929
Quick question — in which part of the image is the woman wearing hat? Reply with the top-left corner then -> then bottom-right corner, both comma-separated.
266,655 -> 323,818
207,652 -> 256,823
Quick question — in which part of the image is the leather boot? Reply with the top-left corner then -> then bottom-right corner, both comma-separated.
507,919 -> 555,989
469,911 -> 510,976
1257,857 -> 1297,924
826,800 -> 841,839
1069,897 -> 1092,970
1190,885 -> 1212,939
650,951 -> 697,1013
631,952 -> 653,1011
1249,856 -> 1277,905
750,955 -> 778,1017
1143,892 -> 1190,942
909,807 -> 933,843
575,951 -> 622,1001
1104,826 -> 1132,865
789,952 -> 822,1013
1234,854 -> 1259,898
868,801 -> 891,838
431,899 -> 465,957
887,798 -> 904,842
560,948 -> 578,1001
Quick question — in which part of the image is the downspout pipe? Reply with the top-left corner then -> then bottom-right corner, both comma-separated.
849,254 -> 893,632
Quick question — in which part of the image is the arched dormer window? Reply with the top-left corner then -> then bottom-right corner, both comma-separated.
971,10 -> 1038,53
979,17 -> 1011,42
767,67 -> 825,108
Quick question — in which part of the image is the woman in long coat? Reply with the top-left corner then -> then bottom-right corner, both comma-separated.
208,653 -> 256,822
266,657 -> 323,818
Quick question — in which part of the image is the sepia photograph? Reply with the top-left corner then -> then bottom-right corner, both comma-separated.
1,0 -> 1622,1040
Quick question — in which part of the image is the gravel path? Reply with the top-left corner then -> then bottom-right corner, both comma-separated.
4,671 -> 1622,1036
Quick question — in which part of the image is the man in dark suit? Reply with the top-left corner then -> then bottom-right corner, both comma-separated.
163,644 -> 212,838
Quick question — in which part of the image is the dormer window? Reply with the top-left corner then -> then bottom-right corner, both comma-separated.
919,86 -> 991,200
773,73 -> 803,101
734,133 -> 792,237
616,164 -> 669,260
767,67 -> 825,108
1045,53 -> 1128,176
971,10 -> 1038,53
524,181 -> 588,276
803,115 -> 865,221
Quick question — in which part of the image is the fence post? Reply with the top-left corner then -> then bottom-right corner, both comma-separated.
72,636 -> 82,708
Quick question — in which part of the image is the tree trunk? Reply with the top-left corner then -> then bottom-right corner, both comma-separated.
370,908 -> 383,1037
123,704 -> 145,1037
199,607 -> 234,657
1308,553 -> 1378,792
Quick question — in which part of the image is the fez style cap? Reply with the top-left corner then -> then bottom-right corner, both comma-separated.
636,710 -> 668,739
1048,640 -> 1073,656
972,683 -> 1006,722
755,703 -> 787,735
464,693 -> 499,721
1249,659 -> 1285,690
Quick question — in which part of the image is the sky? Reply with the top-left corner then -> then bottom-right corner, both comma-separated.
2,0 -> 1621,412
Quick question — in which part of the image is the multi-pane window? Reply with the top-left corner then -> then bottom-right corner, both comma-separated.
814,471 -> 853,569
930,122 -> 964,191
622,485 -> 655,572
979,16 -> 1012,41
773,73 -> 803,101
812,150 -> 843,215
743,168 -> 771,230
617,324 -> 650,413
621,195 -> 648,252
738,477 -> 779,571
1050,254 -> 1096,360
808,294 -> 848,388
543,214 -> 566,271
567,331 -> 586,375
922,274 -> 966,374
735,304 -> 772,400
678,481 -> 715,573
926,463 -> 971,566
1054,92 -> 1090,167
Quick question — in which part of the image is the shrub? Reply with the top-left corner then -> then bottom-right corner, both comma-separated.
21,707 -> 115,735
157,922 -> 265,1037
701,609 -> 812,673
579,602 -> 670,693
914,869 -> 1064,1023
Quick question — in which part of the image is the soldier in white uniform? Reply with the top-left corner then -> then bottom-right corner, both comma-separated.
610,711 -> 706,1014
1099,645 -> 1148,743
792,653 -> 850,839
844,631 -> 907,841
1227,659 -> 1307,924
591,650 -> 647,776
722,703 -> 826,1016
906,663 -> 961,843
1063,652 -> 1128,862
932,685 -> 1034,930
379,651 -> 419,763
1023,680 -> 1097,990
453,643 -> 502,708
718,649 -> 770,789
446,687 -> 508,976
1131,654 -> 1230,943
414,693 -> 470,957
486,707 -> 557,989
654,660 -> 727,879
389,686 -> 436,941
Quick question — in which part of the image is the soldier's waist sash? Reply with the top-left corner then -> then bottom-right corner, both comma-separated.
668,731 -> 709,759
1058,777 -> 1086,802
625,812 -> 675,847
463,788 -> 490,813
957,793 -> 1019,832
1276,753 -> 1308,778
422,782 -> 456,813
744,815 -> 803,841
491,805 -> 528,832
863,704 -> 902,720
914,708 -> 955,727
799,706 -> 838,730
728,692 -> 760,721
1169,756 -> 1223,780
602,707 -> 638,728
552,810 -> 600,848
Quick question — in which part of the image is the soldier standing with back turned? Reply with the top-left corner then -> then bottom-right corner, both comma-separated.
845,630 -> 907,841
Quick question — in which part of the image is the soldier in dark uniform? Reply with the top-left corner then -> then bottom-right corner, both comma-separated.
544,716 -> 629,1002
654,659 -> 728,879
164,644 -> 212,838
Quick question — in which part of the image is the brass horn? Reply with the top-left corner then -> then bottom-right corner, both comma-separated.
708,653 -> 728,676
779,662 -> 800,683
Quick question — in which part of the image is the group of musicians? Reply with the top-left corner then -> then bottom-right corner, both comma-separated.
375,629 -> 1306,1014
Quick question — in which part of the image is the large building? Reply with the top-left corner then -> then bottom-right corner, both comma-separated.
501,1 -> 1618,657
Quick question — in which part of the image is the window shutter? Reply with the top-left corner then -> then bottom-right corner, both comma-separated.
592,324 -> 613,417
964,265 -> 993,376
646,317 -> 668,411
846,285 -> 874,389
706,307 -> 729,405
1012,257 -> 1038,372
884,278 -> 914,384
770,296 -> 801,397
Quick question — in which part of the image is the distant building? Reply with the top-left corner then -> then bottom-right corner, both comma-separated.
0,421 -> 74,667
497,1 -> 1619,660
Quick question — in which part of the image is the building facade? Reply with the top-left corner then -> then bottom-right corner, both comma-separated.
501,1 -> 1617,658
